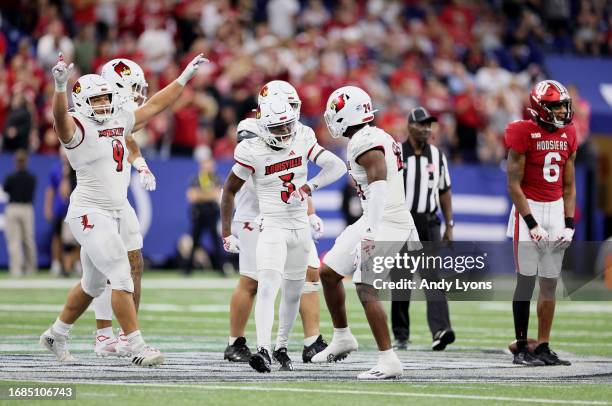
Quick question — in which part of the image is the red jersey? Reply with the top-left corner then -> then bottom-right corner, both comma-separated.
504,120 -> 577,202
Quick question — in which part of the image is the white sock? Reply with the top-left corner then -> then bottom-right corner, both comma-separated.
92,284 -> 113,321
258,345 -> 271,353
379,348 -> 397,362
275,278 -> 304,350
126,330 -> 146,353
52,318 -> 73,336
255,270 -> 282,350
96,327 -> 114,338
333,327 -> 350,338
228,336 -> 237,346
304,335 -> 318,347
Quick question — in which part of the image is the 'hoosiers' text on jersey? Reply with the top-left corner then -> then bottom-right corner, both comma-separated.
504,120 -> 577,202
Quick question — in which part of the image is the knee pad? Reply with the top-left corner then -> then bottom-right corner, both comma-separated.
108,268 -> 135,293
302,281 -> 320,294
257,269 -> 282,299
81,277 -> 106,298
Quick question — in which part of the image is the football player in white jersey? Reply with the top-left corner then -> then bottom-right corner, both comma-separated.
311,86 -> 420,380
224,115 -> 327,365
40,52 -> 207,366
221,96 -> 346,372
89,58 -> 155,357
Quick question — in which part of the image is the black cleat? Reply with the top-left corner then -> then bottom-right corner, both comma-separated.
249,348 -> 271,373
534,343 -> 571,366
302,335 -> 328,363
432,329 -> 455,351
224,337 -> 252,362
273,347 -> 294,371
513,349 -> 546,366
393,338 -> 409,351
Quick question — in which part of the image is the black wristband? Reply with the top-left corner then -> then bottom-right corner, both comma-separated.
565,217 -> 574,229
522,214 -> 538,229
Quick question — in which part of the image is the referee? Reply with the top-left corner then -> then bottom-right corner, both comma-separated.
391,106 -> 455,351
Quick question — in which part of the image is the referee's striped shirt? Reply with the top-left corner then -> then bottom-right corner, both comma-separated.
402,141 -> 451,214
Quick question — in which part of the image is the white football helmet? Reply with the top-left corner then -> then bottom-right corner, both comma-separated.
71,74 -> 118,123
324,86 -> 377,138
256,96 -> 298,149
236,118 -> 259,143
258,80 -> 302,119
100,58 -> 148,110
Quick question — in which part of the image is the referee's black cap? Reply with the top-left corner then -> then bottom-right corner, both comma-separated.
408,107 -> 438,124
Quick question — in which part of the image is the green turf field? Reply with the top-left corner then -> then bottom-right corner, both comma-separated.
0,271 -> 611,405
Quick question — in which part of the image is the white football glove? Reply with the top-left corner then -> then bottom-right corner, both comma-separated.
287,185 -> 310,206
308,213 -> 324,241
176,53 -> 210,86
554,227 -> 574,250
132,157 -> 156,191
528,225 -> 549,251
222,235 -> 240,254
51,53 -> 74,92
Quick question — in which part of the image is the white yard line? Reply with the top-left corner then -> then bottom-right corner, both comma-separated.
11,380 -> 609,405
0,279 -> 239,289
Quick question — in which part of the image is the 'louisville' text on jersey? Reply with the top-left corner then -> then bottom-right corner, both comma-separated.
98,128 -> 125,138
264,157 -> 303,175
535,140 -> 568,151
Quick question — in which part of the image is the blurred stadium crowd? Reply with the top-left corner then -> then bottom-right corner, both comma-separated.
0,0 -> 608,163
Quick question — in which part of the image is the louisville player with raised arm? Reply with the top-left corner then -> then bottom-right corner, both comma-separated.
505,79 -> 576,366
89,58 -> 156,358
224,81 -> 328,365
40,52 -> 207,366
221,96 -> 346,373
311,86 -> 419,380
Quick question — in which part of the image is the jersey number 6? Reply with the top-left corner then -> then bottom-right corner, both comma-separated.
543,152 -> 560,183
112,139 -> 124,172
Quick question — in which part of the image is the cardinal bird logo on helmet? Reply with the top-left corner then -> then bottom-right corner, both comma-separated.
73,81 -> 81,94
260,85 -> 269,97
113,61 -> 132,78
330,94 -> 346,112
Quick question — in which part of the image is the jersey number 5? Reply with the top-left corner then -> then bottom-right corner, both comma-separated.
112,139 -> 124,172
279,173 -> 296,203
543,152 -> 561,182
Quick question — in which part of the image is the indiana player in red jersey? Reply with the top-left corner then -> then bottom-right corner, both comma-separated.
505,80 -> 576,366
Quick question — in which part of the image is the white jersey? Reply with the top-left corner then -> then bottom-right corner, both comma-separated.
347,125 -> 413,225
63,109 -> 135,215
232,123 -> 324,229
234,177 -> 259,222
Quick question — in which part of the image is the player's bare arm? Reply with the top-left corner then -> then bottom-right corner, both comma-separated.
125,134 -> 141,164
51,53 -> 76,143
133,54 -> 208,132
507,148 -> 548,244
507,149 -> 531,217
220,172 -> 246,238
440,189 -> 453,241
562,152 -> 576,220
357,149 -> 387,184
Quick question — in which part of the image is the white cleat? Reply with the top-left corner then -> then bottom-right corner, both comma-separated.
94,334 -> 118,357
131,346 -> 165,367
39,328 -> 78,363
357,354 -> 403,380
311,333 -> 358,363
115,329 -> 133,357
